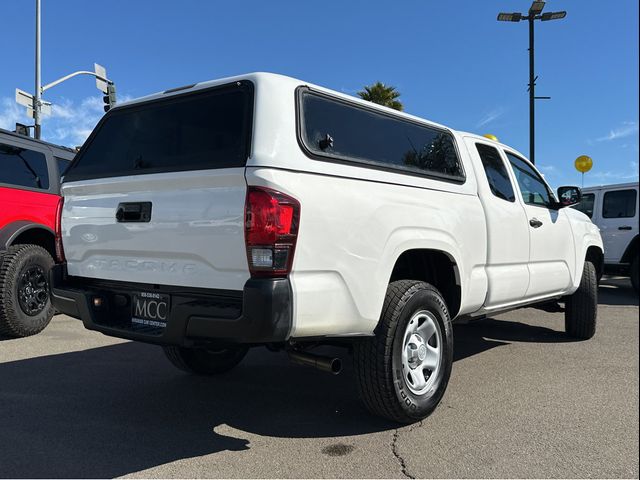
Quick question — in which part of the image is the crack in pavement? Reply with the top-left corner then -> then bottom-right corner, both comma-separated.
391,429 -> 414,479
391,421 -> 423,479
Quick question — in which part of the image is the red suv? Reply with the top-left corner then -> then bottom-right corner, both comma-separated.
0,128 -> 74,337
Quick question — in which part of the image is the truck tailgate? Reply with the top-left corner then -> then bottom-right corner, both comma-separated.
61,169 -> 250,291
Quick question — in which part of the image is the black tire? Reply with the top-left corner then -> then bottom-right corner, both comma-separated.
354,280 -> 453,424
565,261 -> 597,340
0,244 -> 55,338
631,255 -> 639,294
163,345 -> 249,375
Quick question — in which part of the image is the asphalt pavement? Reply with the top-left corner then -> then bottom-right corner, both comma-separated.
0,277 -> 638,479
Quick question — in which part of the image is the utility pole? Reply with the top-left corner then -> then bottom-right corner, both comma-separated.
15,2 -> 115,139
34,0 -> 42,139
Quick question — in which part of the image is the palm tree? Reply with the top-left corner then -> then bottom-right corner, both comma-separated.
357,82 -> 403,111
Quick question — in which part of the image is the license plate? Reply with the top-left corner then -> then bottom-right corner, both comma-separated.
131,292 -> 170,329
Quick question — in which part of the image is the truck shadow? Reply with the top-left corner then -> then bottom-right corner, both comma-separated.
0,341 -> 389,478
0,316 -> 590,478
598,276 -> 638,306
453,317 -> 571,362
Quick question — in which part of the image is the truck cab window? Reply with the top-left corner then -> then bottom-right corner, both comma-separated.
506,152 -> 553,207
574,193 -> 595,218
475,143 -> 515,202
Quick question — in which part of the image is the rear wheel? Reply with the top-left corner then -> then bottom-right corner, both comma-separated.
163,345 -> 249,375
565,261 -> 597,340
354,280 -> 453,424
0,244 -> 55,338
631,255 -> 639,294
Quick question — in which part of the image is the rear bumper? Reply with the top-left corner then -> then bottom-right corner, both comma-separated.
49,264 -> 292,346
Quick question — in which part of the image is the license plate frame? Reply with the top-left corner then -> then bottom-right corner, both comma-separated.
131,291 -> 171,329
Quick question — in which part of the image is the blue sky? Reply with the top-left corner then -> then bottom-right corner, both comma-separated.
1,0 -> 637,188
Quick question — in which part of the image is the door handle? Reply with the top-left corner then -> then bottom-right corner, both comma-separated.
529,218 -> 543,228
618,226 -> 632,231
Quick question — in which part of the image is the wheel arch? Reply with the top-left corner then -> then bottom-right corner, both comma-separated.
585,245 -> 604,281
388,248 -> 462,319
0,221 -> 55,259
570,225 -> 604,291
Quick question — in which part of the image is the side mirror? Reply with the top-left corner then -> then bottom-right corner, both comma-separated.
557,186 -> 582,208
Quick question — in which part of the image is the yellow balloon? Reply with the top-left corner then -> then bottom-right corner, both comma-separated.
483,134 -> 499,142
575,155 -> 593,173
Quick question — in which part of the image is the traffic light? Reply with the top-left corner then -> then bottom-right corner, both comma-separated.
103,83 -> 117,112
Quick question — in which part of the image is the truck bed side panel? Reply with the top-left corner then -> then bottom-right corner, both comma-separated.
246,167 -> 487,338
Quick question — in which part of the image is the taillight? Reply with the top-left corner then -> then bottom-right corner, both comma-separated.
245,186 -> 300,277
54,197 -> 65,263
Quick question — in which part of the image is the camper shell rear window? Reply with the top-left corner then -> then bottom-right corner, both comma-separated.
63,81 -> 254,182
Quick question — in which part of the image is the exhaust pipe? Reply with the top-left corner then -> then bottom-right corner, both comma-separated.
288,351 -> 342,375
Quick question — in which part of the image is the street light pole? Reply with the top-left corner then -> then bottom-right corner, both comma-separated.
34,0 -> 42,140
528,14 -> 535,165
497,1 -> 566,165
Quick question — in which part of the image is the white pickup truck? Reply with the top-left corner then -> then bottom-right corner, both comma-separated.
50,73 -> 603,423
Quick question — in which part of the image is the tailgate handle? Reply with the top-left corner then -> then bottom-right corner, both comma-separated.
116,202 -> 152,223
